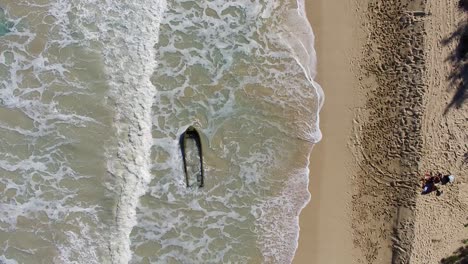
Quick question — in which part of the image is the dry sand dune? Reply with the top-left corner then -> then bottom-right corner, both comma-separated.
295,0 -> 467,263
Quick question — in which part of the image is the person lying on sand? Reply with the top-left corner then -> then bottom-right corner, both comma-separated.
420,172 -> 442,196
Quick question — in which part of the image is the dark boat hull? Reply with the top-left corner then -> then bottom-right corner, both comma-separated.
180,126 -> 204,188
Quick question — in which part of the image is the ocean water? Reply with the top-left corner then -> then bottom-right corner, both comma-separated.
0,0 -> 322,263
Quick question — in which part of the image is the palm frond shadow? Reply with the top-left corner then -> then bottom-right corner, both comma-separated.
441,1 -> 468,114
460,0 -> 468,12
440,240 -> 468,264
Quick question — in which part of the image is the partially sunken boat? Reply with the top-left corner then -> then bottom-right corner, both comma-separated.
180,126 -> 204,188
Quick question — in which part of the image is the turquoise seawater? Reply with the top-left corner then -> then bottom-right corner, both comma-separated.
0,0 -> 322,263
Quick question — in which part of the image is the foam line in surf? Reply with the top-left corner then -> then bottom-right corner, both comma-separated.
73,0 -> 167,262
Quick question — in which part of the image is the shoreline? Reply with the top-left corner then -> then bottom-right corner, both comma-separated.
293,0 -> 359,263
294,0 -> 467,263
295,0 -> 426,262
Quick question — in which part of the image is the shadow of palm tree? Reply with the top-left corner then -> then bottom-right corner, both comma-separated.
440,239 -> 468,264
460,0 -> 468,12
441,0 -> 468,114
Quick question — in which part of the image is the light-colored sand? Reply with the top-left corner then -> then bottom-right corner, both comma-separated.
410,0 -> 468,263
294,0 -> 467,263
294,0 -> 361,263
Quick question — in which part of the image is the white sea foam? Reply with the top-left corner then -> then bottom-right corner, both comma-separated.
268,0 -> 323,261
73,0 -> 167,262
136,0 -> 323,262
0,256 -> 18,264
0,0 -> 321,262
0,1 -> 113,262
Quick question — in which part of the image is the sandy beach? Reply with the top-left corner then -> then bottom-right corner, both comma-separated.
294,0 -> 358,263
294,0 -> 468,263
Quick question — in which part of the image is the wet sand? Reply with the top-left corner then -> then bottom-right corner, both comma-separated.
294,0 -> 359,263
294,0 -> 468,263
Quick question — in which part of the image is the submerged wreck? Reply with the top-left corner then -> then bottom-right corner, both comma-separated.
180,126 -> 204,188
